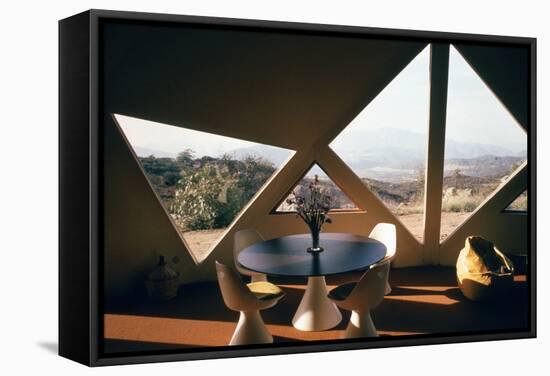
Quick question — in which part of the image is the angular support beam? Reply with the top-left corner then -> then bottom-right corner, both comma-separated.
200,147 -> 317,267
317,146 -> 421,246
201,47 -> 430,266
423,44 -> 450,264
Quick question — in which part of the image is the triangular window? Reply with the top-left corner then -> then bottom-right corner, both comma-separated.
115,114 -> 294,262
504,190 -> 528,212
274,163 -> 358,212
440,46 -> 527,241
329,46 -> 430,241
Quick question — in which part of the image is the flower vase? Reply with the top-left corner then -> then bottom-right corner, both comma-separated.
307,228 -> 324,253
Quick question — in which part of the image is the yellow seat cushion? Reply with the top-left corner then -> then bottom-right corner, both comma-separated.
328,282 -> 357,301
457,236 -> 514,301
247,281 -> 284,301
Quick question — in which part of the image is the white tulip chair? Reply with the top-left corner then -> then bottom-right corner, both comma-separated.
234,229 -> 268,282
215,261 -> 284,345
369,223 -> 397,295
328,262 -> 389,338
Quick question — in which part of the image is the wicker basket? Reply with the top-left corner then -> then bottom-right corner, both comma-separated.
145,256 -> 180,300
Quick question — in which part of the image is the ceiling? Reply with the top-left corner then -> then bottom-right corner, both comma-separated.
102,21 -> 427,150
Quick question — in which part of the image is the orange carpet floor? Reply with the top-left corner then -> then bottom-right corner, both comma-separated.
103,267 -> 528,354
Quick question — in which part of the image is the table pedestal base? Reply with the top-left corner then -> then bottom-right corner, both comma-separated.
292,276 -> 342,331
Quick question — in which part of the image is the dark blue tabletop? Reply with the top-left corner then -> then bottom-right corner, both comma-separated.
237,233 -> 387,277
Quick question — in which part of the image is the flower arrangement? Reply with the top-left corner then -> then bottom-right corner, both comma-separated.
286,175 -> 333,252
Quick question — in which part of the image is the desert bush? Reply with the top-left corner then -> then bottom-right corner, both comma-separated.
441,189 -> 483,213
170,164 -> 230,230
394,202 -> 424,216
170,155 -> 275,231
463,201 -> 478,212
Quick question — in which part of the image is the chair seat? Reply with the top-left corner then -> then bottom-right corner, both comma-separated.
328,282 -> 357,301
247,281 -> 284,301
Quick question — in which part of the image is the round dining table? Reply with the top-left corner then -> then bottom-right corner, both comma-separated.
237,233 -> 387,331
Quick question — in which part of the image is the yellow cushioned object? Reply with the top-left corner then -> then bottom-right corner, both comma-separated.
328,282 -> 357,301
247,281 -> 284,300
456,236 -> 514,301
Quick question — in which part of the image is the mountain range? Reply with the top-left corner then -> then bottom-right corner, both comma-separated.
135,127 -> 526,183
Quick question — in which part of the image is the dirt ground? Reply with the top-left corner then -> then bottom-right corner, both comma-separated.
399,212 -> 470,242
182,229 -> 226,263
181,212 -> 471,260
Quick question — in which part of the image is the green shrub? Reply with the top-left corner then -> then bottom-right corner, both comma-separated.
170,164 -> 227,230
169,156 -> 275,231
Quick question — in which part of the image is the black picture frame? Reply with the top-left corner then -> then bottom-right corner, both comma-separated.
59,9 -> 537,367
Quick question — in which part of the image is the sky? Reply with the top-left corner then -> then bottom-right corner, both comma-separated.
330,45 -> 526,152
445,46 -> 526,149
115,114 -> 265,158
116,44 -> 527,161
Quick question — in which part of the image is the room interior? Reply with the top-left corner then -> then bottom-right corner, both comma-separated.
100,21 -> 530,353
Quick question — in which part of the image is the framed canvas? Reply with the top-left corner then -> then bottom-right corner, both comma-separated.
59,9 -> 536,366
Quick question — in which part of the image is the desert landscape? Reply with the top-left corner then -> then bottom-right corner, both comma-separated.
134,126 -> 526,260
